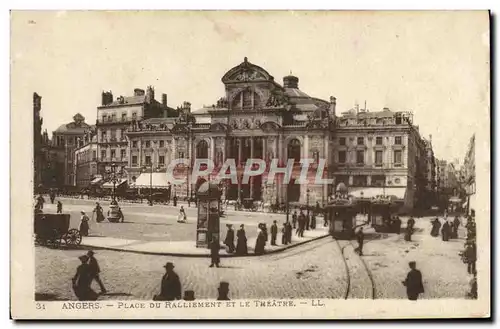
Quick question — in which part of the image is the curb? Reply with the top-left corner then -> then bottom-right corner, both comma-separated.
76,233 -> 330,258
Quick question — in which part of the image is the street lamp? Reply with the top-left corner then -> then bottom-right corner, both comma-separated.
143,163 -> 158,206
106,162 -> 123,223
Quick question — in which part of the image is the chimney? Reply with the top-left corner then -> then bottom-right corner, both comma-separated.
146,86 -> 155,103
101,91 -> 113,105
329,96 -> 337,116
134,88 -> 145,96
283,74 -> 299,89
162,93 -> 167,106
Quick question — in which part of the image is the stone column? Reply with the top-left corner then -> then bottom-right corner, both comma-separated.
237,138 -> 242,200
304,134 -> 309,160
278,134 -> 283,202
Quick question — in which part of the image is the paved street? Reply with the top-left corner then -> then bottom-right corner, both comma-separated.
36,237 -> 348,301
41,197 -> 296,243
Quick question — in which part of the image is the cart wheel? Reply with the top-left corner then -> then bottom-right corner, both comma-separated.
65,229 -> 82,246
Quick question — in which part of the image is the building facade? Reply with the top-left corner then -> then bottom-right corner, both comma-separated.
333,107 -> 432,211
125,58 -> 336,205
51,114 -> 91,187
461,134 -> 476,215
95,86 -> 176,182
33,92 -> 44,191
74,131 -> 98,188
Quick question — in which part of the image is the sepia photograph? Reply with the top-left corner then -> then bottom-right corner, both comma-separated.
10,10 -> 490,319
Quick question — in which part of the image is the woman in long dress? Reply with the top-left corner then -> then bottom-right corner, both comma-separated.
80,211 -> 90,236
236,224 -> 248,255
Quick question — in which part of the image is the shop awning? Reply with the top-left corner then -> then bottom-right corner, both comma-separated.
90,177 -> 103,185
102,179 -> 127,189
349,187 -> 406,200
133,173 -> 171,189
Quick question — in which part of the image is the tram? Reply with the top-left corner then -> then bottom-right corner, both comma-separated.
369,198 -> 400,233
325,198 -> 358,240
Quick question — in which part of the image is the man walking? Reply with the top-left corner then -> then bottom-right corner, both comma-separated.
154,262 -> 181,301
56,200 -> 63,214
297,210 -> 306,237
72,255 -> 97,301
292,210 -> 298,229
270,220 -> 278,246
209,237 -> 221,268
402,261 -> 424,300
355,227 -> 365,256
87,250 -> 106,294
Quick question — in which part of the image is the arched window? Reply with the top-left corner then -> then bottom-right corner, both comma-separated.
287,139 -> 301,163
196,140 -> 209,159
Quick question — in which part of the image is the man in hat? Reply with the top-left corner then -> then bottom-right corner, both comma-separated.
402,261 -> 424,300
354,227 -> 365,256
217,281 -> 230,300
224,224 -> 235,253
270,220 -> 278,246
72,255 -> 97,301
155,262 -> 182,301
209,237 -> 221,268
87,250 -> 106,294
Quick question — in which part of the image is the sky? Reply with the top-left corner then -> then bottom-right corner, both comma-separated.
11,11 -> 489,163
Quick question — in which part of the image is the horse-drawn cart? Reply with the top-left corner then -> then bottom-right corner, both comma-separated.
34,213 -> 82,248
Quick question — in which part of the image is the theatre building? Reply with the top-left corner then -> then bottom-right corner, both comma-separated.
125,57 -> 337,205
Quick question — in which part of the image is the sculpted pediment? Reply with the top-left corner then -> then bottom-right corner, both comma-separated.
222,57 -> 273,83
209,122 -> 229,133
260,121 -> 281,133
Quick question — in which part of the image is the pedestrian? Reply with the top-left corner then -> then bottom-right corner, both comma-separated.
93,203 -> 105,223
173,194 -> 178,207
209,237 -> 221,268
315,201 -> 321,217
270,220 -> 278,246
154,262 -> 182,301
354,227 -> 364,256
224,224 -> 235,253
184,290 -> 195,301
393,216 -> 402,234
292,210 -> 298,229
187,196 -> 191,208
56,201 -> 63,214
49,190 -> 55,204
166,182 -> 172,205
297,210 -> 306,237
177,206 -> 187,223
87,250 -> 106,294
441,220 -> 451,241
452,216 -> 461,239
36,194 -> 45,210
118,207 -> 125,223
79,211 -> 90,237
286,220 -> 293,244
430,218 -> 441,237
72,255 -> 97,301
468,272 -> 477,299
402,261 -> 424,301
305,211 -> 310,230
310,213 -> 316,230
464,240 -> 477,275
217,281 -> 230,301
254,224 -> 266,255
236,224 -> 248,255
281,223 -> 288,245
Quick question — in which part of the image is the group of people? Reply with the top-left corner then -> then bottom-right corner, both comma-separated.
430,215 -> 461,241
72,250 -> 107,301
291,208 -> 319,237
153,261 -> 230,301
461,211 -> 477,299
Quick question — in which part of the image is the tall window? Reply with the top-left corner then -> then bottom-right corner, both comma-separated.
178,152 -> 185,159
101,150 -> 106,160
110,129 -> 116,140
394,150 -> 402,166
375,150 -> 383,166
242,90 -> 252,108
376,137 -> 383,145
287,139 -> 301,163
159,140 -> 165,148
395,115 -> 402,124
132,141 -> 138,148
395,136 -> 402,145
120,149 -> 126,159
101,131 -> 106,141
92,151 -> 97,161
356,150 -> 364,165
339,137 -> 346,146
145,140 -> 151,148
111,149 -> 116,159
111,113 -> 116,122
357,137 -> 364,145
121,112 -> 127,121
338,151 -> 346,164
132,156 -> 138,165
196,140 -> 209,159
145,156 -> 151,165
159,155 -> 165,165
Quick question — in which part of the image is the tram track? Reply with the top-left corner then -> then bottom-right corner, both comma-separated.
335,238 -> 376,300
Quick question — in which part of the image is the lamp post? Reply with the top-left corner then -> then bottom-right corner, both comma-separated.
106,162 -> 123,223
306,188 -> 311,218
286,186 -> 290,223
